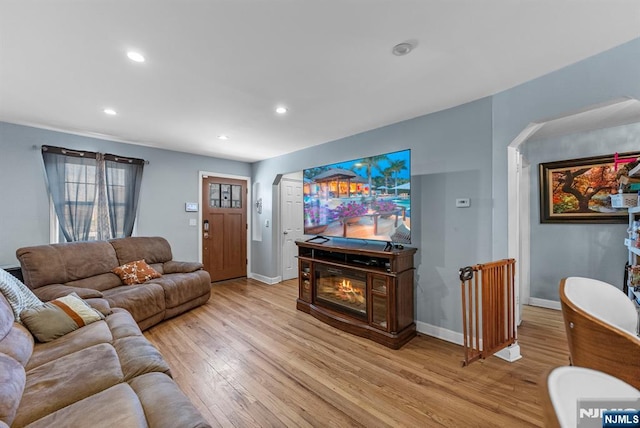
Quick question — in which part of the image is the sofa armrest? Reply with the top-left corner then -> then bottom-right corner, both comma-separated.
162,261 -> 203,274
32,284 -> 103,301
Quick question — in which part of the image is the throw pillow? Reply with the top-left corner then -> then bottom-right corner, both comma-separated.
112,259 -> 161,285
0,268 -> 42,323
20,292 -> 105,342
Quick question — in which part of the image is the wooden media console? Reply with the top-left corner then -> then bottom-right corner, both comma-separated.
296,239 -> 417,349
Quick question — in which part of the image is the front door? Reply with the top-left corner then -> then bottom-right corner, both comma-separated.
202,176 -> 247,282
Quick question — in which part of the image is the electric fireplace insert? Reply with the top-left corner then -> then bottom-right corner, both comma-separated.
315,265 -> 367,320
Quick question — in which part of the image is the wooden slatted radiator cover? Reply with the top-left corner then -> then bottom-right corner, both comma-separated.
459,259 -> 517,366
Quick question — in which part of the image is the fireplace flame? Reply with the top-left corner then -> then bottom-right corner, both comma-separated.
335,279 -> 365,305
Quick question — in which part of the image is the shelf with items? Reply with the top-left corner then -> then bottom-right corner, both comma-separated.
614,154 -> 640,208
627,162 -> 640,177
624,205 -> 640,304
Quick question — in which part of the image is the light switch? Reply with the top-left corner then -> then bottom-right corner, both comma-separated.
456,198 -> 471,208
189,218 -> 197,226
264,219 -> 270,227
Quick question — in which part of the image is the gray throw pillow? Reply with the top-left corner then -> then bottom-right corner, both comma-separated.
0,268 -> 42,323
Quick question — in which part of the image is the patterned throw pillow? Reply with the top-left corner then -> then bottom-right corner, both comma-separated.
20,292 -> 105,342
0,268 -> 42,323
112,260 -> 162,285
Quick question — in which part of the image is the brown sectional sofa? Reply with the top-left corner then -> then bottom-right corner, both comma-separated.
0,236 -> 213,427
0,291 -> 210,427
16,236 -> 211,331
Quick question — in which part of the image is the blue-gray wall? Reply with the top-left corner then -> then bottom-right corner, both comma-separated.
521,123 -> 640,299
0,122 -> 251,265
252,97 -> 494,332
492,37 -> 640,262
253,37 -> 640,332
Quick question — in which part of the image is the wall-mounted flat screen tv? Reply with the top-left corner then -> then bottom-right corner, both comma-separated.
303,149 -> 411,244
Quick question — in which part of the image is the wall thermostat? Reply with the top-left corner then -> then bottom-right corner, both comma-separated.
456,198 -> 471,208
185,202 -> 199,212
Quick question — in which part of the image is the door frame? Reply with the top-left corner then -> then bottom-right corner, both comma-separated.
507,123 -> 543,323
198,171 -> 252,278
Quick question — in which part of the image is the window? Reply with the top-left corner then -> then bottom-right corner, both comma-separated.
208,182 -> 243,208
42,146 -> 145,242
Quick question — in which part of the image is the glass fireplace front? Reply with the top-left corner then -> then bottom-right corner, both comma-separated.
314,265 -> 367,319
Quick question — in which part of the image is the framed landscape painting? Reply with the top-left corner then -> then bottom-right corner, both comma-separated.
539,152 -> 639,224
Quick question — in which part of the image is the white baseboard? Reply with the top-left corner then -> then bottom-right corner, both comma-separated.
249,272 -> 282,285
416,321 -> 522,362
415,321 -> 464,346
527,297 -> 561,310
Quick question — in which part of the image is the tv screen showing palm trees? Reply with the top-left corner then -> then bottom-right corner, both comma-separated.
303,149 -> 411,244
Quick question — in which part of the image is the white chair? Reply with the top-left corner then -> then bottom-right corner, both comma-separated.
559,276 -> 640,389
541,366 -> 640,428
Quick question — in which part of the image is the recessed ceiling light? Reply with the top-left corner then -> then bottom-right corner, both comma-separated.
392,42 -> 415,56
103,108 -> 117,115
217,135 -> 229,140
127,51 -> 145,63
275,106 -> 288,114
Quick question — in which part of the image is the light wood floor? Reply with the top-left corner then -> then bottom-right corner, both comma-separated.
144,278 -> 569,427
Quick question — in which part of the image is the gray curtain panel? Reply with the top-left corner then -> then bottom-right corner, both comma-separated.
42,148 -> 98,242
104,156 -> 144,238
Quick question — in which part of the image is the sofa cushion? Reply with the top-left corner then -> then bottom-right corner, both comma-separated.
105,308 -> 143,340
66,272 -> 122,292
17,241 -> 119,289
20,293 -> 105,343
30,283 -> 104,301
113,259 -> 162,285
0,293 -> 15,341
129,372 -> 212,428
26,320 -> 113,370
110,236 -> 173,265
0,353 -> 25,427
23,383 -> 148,428
102,284 -> 166,323
163,260 -> 204,274
0,268 -> 42,323
0,323 -> 33,367
15,343 -> 124,427
113,336 -> 171,380
84,297 -> 113,317
151,271 -> 211,309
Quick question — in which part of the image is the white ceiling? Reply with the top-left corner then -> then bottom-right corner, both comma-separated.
1,1 -> 639,163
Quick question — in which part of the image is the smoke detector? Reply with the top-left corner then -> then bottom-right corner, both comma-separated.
392,42 -> 415,56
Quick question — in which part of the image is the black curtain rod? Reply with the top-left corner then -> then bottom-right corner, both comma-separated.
41,145 -> 148,164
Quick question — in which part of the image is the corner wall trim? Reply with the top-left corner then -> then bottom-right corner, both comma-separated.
249,273 -> 282,285
527,298 -> 561,310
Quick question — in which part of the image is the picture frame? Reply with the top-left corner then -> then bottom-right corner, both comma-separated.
539,152 -> 640,224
